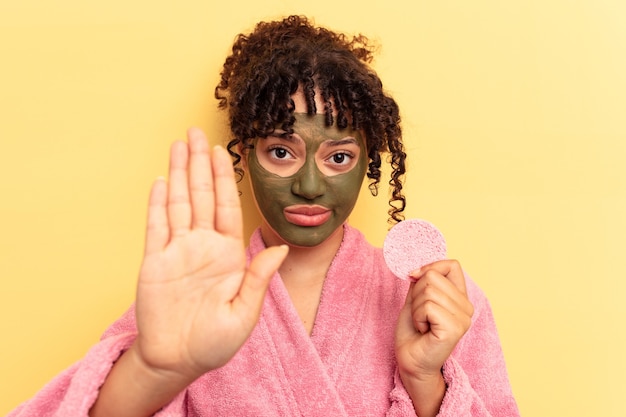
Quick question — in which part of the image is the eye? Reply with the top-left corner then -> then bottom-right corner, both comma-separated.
327,152 -> 353,166
267,145 -> 294,160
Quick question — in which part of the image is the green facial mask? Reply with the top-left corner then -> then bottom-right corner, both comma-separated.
247,114 -> 367,247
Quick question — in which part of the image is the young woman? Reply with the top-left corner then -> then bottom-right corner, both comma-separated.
9,16 -> 519,417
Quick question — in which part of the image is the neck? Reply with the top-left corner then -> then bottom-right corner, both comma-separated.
260,223 -> 344,287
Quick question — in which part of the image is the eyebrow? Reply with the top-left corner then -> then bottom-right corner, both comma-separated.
268,133 -> 359,147
324,137 -> 359,147
269,131 -> 302,144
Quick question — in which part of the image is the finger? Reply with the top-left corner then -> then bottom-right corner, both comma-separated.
411,299 -> 471,342
212,145 -> 243,238
414,317 -> 430,335
188,128 -> 215,229
401,282 -> 430,334
411,298 -> 452,337
410,259 -> 467,295
167,140 -> 192,238
234,245 -> 289,321
409,273 -> 474,334
403,281 -> 417,306
410,272 -> 474,318
144,177 -> 169,256
410,280 -> 474,331
411,282 -> 454,324
396,303 -> 420,344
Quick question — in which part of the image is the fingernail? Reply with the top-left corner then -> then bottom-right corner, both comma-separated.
409,266 -> 422,277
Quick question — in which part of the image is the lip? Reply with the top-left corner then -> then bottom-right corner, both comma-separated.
283,205 -> 332,227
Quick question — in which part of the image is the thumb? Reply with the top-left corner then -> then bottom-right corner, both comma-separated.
400,282 -> 430,335
396,283 -> 416,341
234,245 -> 289,317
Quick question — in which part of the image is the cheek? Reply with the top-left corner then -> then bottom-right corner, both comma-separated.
248,157 -> 295,219
248,152 -> 284,194
250,171 -> 290,204
327,169 -> 366,208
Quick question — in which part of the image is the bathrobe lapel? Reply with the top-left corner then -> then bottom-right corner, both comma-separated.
254,225 -> 372,416
258,276 -> 349,416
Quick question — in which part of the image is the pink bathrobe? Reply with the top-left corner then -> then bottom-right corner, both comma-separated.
9,225 -> 519,416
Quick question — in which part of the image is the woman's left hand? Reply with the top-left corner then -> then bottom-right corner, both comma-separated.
395,259 -> 474,415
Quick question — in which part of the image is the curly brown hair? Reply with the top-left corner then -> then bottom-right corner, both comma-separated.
215,15 -> 406,223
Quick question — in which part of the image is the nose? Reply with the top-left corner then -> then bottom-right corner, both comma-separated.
291,159 -> 326,199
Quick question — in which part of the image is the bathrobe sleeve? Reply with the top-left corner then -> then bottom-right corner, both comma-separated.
387,277 -> 520,417
7,333 -> 136,417
7,305 -> 190,417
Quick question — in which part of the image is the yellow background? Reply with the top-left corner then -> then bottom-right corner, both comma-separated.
1,1 -> 625,415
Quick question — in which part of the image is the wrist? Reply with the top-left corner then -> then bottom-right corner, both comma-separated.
90,343 -> 198,417
129,343 -> 200,389
399,367 -> 444,389
399,369 -> 446,417
397,358 -> 443,383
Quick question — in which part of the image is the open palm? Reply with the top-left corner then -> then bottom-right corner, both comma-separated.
134,128 -> 287,379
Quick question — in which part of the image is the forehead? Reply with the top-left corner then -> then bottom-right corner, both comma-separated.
282,114 -> 362,146
292,86 -> 327,114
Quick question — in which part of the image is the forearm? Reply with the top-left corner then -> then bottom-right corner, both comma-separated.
400,371 -> 446,417
89,342 -> 195,417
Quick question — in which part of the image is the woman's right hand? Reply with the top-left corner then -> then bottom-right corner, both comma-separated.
135,128 -> 288,380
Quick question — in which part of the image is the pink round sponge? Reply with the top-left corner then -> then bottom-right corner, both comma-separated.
383,218 -> 447,280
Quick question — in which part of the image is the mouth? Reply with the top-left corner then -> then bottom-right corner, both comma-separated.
283,205 -> 332,227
